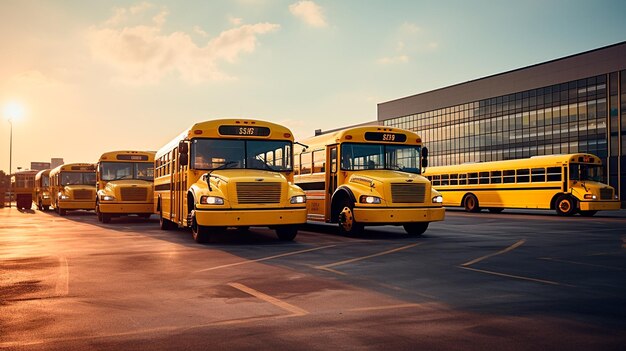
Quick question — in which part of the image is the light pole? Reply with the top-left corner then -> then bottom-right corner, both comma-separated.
7,116 -> 12,207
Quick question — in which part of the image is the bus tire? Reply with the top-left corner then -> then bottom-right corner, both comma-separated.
159,208 -> 175,230
488,208 -> 504,213
338,199 -> 363,236
59,208 -> 67,216
276,225 -> 298,241
404,222 -> 429,236
555,195 -> 576,216
464,194 -> 480,212
38,200 -> 43,211
191,211 -> 210,243
579,210 -> 597,217
43,205 -> 49,211
100,213 -> 111,223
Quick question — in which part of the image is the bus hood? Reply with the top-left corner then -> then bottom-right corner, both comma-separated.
348,170 -> 428,185
102,180 -> 153,201
207,169 -> 288,183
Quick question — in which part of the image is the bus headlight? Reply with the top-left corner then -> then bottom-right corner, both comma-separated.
584,194 -> 597,200
432,195 -> 443,203
359,195 -> 381,204
59,193 -> 70,200
42,194 -> 50,199
290,195 -> 306,204
200,196 -> 224,205
101,195 -> 116,201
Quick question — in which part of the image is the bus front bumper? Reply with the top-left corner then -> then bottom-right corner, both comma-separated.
40,198 -> 52,206
579,200 -> 621,211
58,201 -> 95,210
353,206 -> 445,224
195,208 -> 308,227
99,202 -> 153,214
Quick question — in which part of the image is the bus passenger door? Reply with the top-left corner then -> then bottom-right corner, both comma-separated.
325,145 -> 338,221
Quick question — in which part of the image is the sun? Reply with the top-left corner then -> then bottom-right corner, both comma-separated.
3,101 -> 25,121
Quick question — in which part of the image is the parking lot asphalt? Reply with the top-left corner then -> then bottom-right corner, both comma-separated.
1,206 -> 625,350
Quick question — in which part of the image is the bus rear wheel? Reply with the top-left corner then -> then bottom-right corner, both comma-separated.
555,195 -> 576,216
276,225 -> 298,241
464,194 -> 480,212
191,211 -> 210,243
404,222 -> 429,236
337,200 -> 363,236
159,208 -> 175,230
59,208 -> 67,216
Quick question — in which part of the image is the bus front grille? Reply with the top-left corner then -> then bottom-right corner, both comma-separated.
600,188 -> 613,200
236,183 -> 281,204
391,183 -> 426,203
73,190 -> 94,200
121,187 -> 147,201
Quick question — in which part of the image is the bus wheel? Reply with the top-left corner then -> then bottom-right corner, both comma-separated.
159,208 -> 174,230
404,222 -> 429,236
488,208 -> 504,213
43,205 -> 49,211
59,208 -> 67,216
555,195 -> 576,216
191,211 -> 210,243
38,200 -> 43,211
464,194 -> 480,213
276,225 -> 298,241
100,213 -> 111,223
579,210 -> 597,217
338,200 -> 363,236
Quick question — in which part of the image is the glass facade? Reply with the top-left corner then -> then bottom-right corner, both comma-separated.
382,71 -> 624,205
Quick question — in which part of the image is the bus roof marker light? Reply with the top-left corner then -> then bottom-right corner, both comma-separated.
345,135 -> 352,140
194,130 -> 203,135
284,133 -> 291,138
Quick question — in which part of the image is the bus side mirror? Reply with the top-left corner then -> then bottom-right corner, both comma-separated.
179,141 -> 189,166
421,147 -> 429,168
179,153 -> 189,167
179,141 -> 188,154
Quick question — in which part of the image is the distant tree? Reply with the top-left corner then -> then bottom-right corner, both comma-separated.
0,170 -> 9,189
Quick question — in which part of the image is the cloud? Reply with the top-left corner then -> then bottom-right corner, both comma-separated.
228,16 -> 243,26
377,22 -> 438,65
289,1 -> 327,28
87,3 -> 279,84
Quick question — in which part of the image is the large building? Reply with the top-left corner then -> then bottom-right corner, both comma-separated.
378,41 -> 626,206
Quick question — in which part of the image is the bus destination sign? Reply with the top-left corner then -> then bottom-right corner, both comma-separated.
117,155 -> 150,161
364,132 -> 407,142
218,125 -> 271,137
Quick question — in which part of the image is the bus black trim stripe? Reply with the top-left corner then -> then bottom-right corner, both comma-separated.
155,183 -> 171,191
296,182 -> 325,191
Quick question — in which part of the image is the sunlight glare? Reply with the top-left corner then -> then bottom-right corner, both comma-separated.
3,101 -> 25,121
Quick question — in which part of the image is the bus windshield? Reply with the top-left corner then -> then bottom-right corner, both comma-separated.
100,162 -> 154,181
341,143 -> 421,174
42,175 -> 50,187
569,163 -> 604,182
61,172 -> 96,186
191,139 -> 293,171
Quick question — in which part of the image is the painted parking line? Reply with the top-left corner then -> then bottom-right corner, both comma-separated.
195,244 -> 337,273
315,243 -> 422,274
347,303 -> 424,312
458,266 -> 569,286
228,282 -> 308,316
460,239 -> 526,267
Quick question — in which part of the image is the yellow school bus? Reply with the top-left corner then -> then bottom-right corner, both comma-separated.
50,163 -> 97,216
154,119 -> 307,243
96,150 -> 156,223
11,170 -> 37,210
294,126 -> 444,236
34,169 -> 52,211
424,153 -> 620,216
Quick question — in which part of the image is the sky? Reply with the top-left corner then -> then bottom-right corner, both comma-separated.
1,0 -> 625,173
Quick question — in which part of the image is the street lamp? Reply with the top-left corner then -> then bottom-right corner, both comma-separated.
4,102 -> 24,208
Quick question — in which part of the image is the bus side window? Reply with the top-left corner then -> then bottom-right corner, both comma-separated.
503,170 -> 515,183
479,172 -> 489,184
491,171 -> 502,184
516,169 -> 530,183
547,167 -> 561,181
449,174 -> 458,186
300,153 -> 312,175
458,174 -> 467,185
531,168 -> 546,182
313,151 -> 325,173
294,154 -> 300,175
468,172 -> 478,185
441,174 -> 449,186
432,175 -> 440,186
